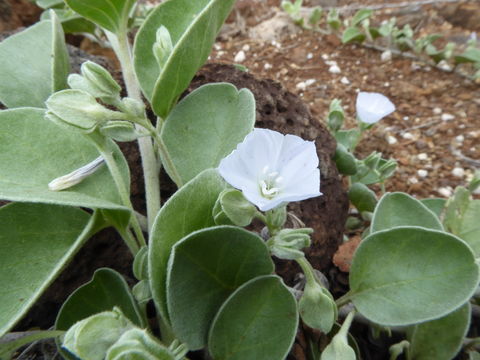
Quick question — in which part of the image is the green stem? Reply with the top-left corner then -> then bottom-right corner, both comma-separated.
338,309 -> 355,338
117,227 -> 140,255
335,293 -> 353,308
296,257 -> 317,285
95,140 -> 146,251
106,29 -> 161,232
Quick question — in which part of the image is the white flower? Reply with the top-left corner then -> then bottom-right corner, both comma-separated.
356,92 -> 395,124
218,129 -> 322,211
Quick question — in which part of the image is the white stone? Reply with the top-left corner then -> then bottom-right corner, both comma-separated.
402,132 -> 414,140
455,135 -> 465,143
307,53 -> 313,60
452,167 -> 465,177
234,50 -> 246,63
381,50 -> 392,61
387,135 -> 398,145
321,54 -> 329,60
340,76 -> 350,85
433,107 -> 442,115
408,177 -> 419,184
264,63 -> 273,70
417,153 -> 428,161
242,44 -> 250,51
296,82 -> 307,91
438,187 -> 453,197
441,113 -> 455,121
305,79 -> 316,86
329,64 -> 341,74
403,116 -> 409,121
417,169 -> 428,178
438,60 -> 452,71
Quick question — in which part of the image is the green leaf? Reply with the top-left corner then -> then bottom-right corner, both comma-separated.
420,198 -> 446,218
0,20 -> 69,108
56,268 -> 145,333
208,275 -> 298,360
342,27 -> 366,44
408,302 -> 471,360
0,330 -> 65,359
351,9 -> 373,26
371,192 -> 444,233
149,169 -> 227,324
349,227 -> 479,326
458,200 -> 480,257
0,108 -> 130,212
133,0 -> 236,117
454,48 -> 480,64
37,0 -> 64,8
64,0 -> 136,34
167,226 -> 274,350
348,183 -> 377,213
161,83 -> 255,184
334,129 -> 361,150
42,8 -> 97,34
0,203 -> 93,336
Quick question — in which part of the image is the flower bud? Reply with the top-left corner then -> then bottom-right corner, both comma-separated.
48,156 -> 105,191
153,26 -> 173,68
46,89 -> 124,131
299,281 -> 337,333
121,97 -> 146,119
212,189 -> 257,227
68,61 -> 121,101
320,311 -> 356,360
133,246 -> 148,281
100,121 -> 142,142
327,99 -> 344,132
266,205 -> 287,231
378,159 -> 397,179
269,228 -> 312,260
363,151 -> 382,170
335,143 -> 358,176
106,328 -> 177,360
132,280 -> 151,306
63,308 -> 133,360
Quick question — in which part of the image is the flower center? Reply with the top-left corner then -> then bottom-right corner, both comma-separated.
259,166 -> 283,199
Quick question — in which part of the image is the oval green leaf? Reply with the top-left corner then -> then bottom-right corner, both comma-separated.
459,200 -> 480,257
420,198 -> 446,218
56,268 -> 144,332
408,302 -> 471,360
349,227 -> 479,326
348,182 -> 377,213
0,19 -> 69,108
342,27 -> 366,44
208,275 -> 298,360
133,0 -> 236,117
0,202 -> 92,336
371,192 -> 443,233
64,0 -> 135,34
0,108 -> 129,213
167,226 -> 274,350
161,83 -> 255,184
148,169 -> 227,324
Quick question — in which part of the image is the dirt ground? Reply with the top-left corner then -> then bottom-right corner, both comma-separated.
214,0 -> 480,201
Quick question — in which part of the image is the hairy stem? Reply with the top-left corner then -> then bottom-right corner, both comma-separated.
107,30 -> 161,231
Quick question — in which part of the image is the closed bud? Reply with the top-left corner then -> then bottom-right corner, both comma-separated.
121,97 -> 146,119
212,189 -> 257,227
46,89 -> 124,131
153,25 -> 173,68
269,228 -> 312,260
133,246 -> 148,281
63,308 -> 133,360
48,156 -> 104,191
378,159 -> 397,179
363,151 -> 382,170
327,99 -> 344,132
68,61 -> 121,101
299,280 -> 337,333
335,143 -> 358,176
132,280 -> 152,306
266,205 -> 287,231
100,121 -> 142,142
321,311 -> 356,360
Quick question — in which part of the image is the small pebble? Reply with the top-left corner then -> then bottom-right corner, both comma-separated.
214,44 -> 222,50
387,135 -> 398,145
452,167 -> 465,178
403,116 -> 409,121
321,54 -> 329,60
433,107 -> 442,115
402,132 -> 414,140
234,50 -> 246,63
417,153 -> 428,160
242,44 -> 250,51
438,187 -> 453,197
384,82 -> 390,87
438,60 -> 452,71
264,63 -> 272,70
441,113 -> 455,121
455,135 -> 464,143
381,50 -> 392,62
408,177 -> 419,184
305,79 -> 316,86
307,53 -> 313,60
340,76 -> 350,85
417,169 -> 428,178
329,64 -> 341,74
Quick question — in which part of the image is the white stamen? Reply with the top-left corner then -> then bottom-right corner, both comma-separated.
48,156 -> 105,191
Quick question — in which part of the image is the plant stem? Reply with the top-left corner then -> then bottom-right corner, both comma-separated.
95,141 -> 146,251
335,293 -> 352,308
296,257 -> 317,285
106,29 -> 161,232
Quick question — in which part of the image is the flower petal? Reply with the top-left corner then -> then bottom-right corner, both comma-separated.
356,92 -> 395,124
